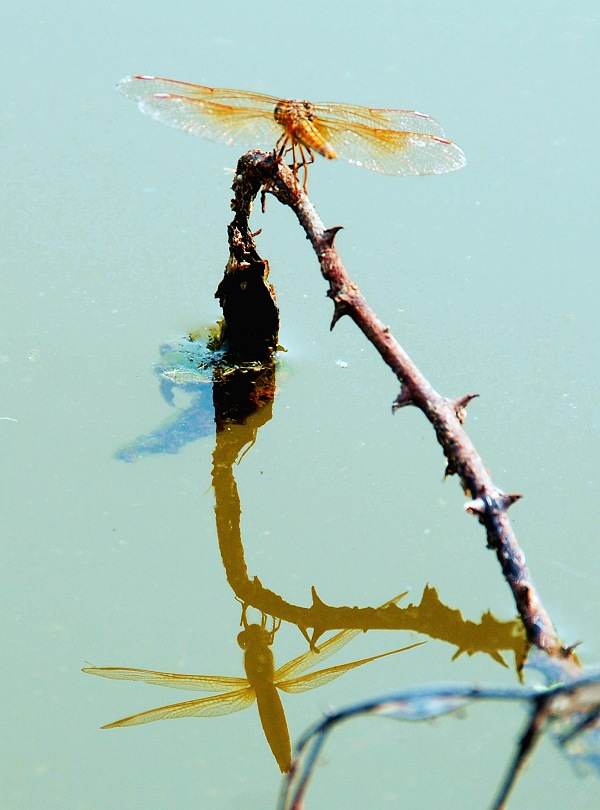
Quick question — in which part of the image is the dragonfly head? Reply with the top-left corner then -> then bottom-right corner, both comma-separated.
238,623 -> 273,650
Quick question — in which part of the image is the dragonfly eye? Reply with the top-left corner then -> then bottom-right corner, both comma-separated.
237,630 -> 248,649
273,100 -> 291,127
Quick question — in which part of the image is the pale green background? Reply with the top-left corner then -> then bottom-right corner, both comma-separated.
2,2 -> 599,808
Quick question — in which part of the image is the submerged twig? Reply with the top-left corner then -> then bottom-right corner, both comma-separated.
277,664 -> 600,810
229,150 -> 566,657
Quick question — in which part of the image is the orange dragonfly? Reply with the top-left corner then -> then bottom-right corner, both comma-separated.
83,596 -> 424,773
117,75 -> 466,184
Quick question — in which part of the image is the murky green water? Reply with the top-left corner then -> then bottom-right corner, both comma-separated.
2,2 -> 599,808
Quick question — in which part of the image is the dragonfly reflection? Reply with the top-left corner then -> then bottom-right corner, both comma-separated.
118,75 -> 466,187
83,596 -> 424,772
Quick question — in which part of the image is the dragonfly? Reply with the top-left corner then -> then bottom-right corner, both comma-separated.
117,75 -> 466,187
83,595 -> 424,772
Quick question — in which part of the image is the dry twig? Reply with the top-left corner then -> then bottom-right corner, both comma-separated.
227,149 -> 568,657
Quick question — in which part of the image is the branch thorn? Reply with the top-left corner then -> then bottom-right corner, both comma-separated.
465,491 -> 523,516
323,225 -> 343,246
444,460 -> 458,478
392,385 -> 414,413
310,585 -> 326,610
330,300 -> 350,330
498,492 -> 523,510
450,393 -> 479,424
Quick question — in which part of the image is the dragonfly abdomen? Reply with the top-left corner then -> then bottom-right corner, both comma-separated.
255,683 -> 291,772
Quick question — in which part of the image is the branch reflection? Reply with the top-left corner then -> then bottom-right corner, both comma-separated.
93,330 -> 526,770
210,358 -> 526,668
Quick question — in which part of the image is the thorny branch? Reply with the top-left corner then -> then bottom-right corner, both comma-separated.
228,149 -> 569,658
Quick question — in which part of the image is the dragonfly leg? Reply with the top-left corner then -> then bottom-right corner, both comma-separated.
261,611 -> 280,644
297,143 -> 314,191
237,601 -> 280,644
271,615 -> 282,637
290,139 -> 300,190
236,598 -> 251,630
274,132 -> 289,160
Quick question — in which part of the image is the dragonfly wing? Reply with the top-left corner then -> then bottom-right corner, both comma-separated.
277,643 -> 426,694
118,76 -> 280,110
313,102 -> 447,137
274,627 -> 364,682
101,686 -> 256,728
118,76 -> 283,150
314,117 -> 466,175
274,592 -> 409,682
82,665 -> 248,693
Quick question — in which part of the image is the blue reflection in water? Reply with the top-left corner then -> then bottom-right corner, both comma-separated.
113,336 -> 223,462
